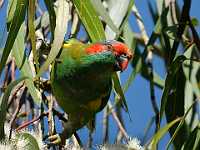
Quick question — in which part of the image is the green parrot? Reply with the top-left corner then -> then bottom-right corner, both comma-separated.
49,39 -> 133,144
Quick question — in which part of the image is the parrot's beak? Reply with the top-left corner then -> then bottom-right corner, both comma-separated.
115,53 -> 133,71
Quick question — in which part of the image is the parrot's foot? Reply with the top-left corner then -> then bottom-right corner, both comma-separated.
48,134 -> 65,145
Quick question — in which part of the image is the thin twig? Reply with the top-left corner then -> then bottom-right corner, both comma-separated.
132,5 -> 149,45
147,52 -> 160,132
15,111 -> 48,131
11,58 -> 15,81
2,62 -> 11,91
48,94 -> 54,136
108,102 -> 129,142
188,19 -> 200,55
115,106 -> 125,143
9,87 -> 26,139
7,83 -> 25,111
102,106 -> 109,143
70,10 -> 80,38
170,0 -> 178,24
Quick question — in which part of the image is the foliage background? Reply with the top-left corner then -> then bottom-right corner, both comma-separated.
0,0 -> 200,149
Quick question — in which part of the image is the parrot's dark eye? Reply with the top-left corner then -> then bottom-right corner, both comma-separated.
120,53 -> 127,58
121,53 -> 133,60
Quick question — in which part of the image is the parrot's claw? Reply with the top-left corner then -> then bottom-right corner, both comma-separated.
48,134 -> 62,145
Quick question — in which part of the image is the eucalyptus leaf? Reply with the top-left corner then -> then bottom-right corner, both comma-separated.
166,101 -> 197,149
112,73 -> 129,112
182,125 -> 200,150
73,0 -> 105,41
28,0 -> 37,70
118,0 -> 134,36
44,0 -> 56,40
159,55 -> 186,121
0,0 -> 28,76
37,0 -> 70,77
105,0 -> 132,40
149,117 -> 181,150
165,66 -> 189,149
12,23 -> 41,105
7,0 -> 17,26
183,44 -> 199,128
91,0 -> 119,35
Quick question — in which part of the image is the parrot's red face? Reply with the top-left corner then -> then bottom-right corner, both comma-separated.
86,40 -> 133,71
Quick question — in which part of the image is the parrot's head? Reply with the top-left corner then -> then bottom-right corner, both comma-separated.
86,40 -> 133,71
104,40 -> 133,71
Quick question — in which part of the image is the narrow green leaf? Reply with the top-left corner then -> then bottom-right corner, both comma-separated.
7,0 -> 17,26
28,0 -> 37,71
16,132 -> 40,150
165,66 -> 189,149
190,62 -> 200,98
112,73 -> 129,112
141,7 -> 169,60
73,0 -> 106,41
118,0 -> 135,35
37,0 -> 70,77
0,0 -> 28,75
192,125 -> 200,150
105,0 -> 134,39
149,117 -> 181,150
183,44 -> 200,98
183,44 -> 200,97
182,124 -> 200,150
44,0 -> 56,40
12,23 -> 41,104
0,77 -> 27,140
183,44 -> 199,128
122,22 -> 139,92
152,72 -> 165,88
166,100 -> 197,149
123,22 -> 136,48
91,0 -> 119,35
159,55 -> 187,121
156,0 -> 164,15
